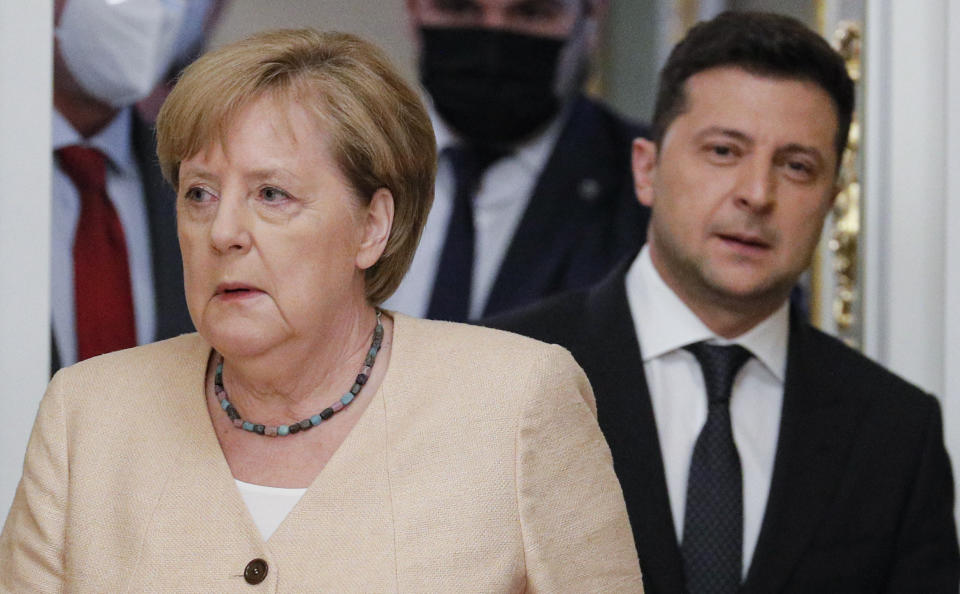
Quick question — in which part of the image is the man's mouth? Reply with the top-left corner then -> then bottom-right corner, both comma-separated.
716,232 -> 773,252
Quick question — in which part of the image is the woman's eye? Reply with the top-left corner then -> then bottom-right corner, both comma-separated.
184,186 -> 213,202
261,187 -> 289,203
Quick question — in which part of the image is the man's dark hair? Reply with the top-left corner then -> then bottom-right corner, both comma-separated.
651,11 -> 855,163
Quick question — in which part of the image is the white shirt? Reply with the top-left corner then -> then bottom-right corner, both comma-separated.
382,104 -> 565,320
625,245 -> 788,577
235,479 -> 307,541
52,108 -> 156,366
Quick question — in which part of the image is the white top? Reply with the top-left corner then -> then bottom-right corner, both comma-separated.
52,108 -> 156,366
235,479 -> 308,541
625,245 -> 788,577
382,103 -> 565,320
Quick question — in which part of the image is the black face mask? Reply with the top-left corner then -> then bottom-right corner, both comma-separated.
419,26 -> 566,147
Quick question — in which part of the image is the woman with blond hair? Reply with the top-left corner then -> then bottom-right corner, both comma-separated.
0,29 -> 642,591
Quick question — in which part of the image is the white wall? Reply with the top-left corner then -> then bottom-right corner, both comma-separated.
0,3 -> 53,517
863,0 -> 958,523
945,0 -> 960,526
208,0 -> 415,80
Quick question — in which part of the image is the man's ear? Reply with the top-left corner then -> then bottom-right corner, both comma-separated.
632,137 -> 658,208
356,188 -> 395,271
583,0 -> 608,52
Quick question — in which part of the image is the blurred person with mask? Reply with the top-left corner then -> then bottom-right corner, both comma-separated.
385,0 -> 650,322
52,0 -> 224,370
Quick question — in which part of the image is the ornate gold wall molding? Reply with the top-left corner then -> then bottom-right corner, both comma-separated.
816,20 -> 863,346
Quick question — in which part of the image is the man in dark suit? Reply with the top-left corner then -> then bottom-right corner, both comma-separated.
384,0 -> 649,321
51,0 -> 222,369
487,11 -> 959,593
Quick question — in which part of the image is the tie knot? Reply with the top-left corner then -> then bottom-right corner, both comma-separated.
446,145 -> 506,195
57,145 -> 107,194
684,342 -> 752,405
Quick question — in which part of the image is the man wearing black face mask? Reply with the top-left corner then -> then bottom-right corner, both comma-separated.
383,0 -> 650,322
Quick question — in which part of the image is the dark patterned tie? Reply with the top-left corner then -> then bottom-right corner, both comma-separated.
57,145 -> 137,361
426,145 -> 504,322
682,342 -> 752,594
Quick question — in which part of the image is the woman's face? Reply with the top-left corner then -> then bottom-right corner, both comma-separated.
177,94 -> 373,358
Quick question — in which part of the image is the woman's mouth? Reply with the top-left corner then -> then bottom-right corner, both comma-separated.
215,283 -> 264,301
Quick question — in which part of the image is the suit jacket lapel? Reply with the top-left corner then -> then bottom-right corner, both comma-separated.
743,313 -> 854,592
579,266 -> 686,594
483,97 -> 627,316
131,114 -> 194,341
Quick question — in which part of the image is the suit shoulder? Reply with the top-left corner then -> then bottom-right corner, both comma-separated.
479,288 -> 591,346
579,95 -> 649,142
803,324 -> 939,412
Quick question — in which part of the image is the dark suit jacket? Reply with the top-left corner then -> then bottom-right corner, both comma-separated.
52,112 -> 193,371
485,260 -> 959,593
479,95 -> 649,317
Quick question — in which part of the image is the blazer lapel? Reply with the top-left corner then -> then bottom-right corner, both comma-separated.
579,267 -> 686,594
742,314 -> 855,593
483,97 -> 627,316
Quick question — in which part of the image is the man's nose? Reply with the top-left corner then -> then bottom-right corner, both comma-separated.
734,158 -> 776,212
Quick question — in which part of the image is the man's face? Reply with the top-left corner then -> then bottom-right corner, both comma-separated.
406,0 -> 583,38
634,67 -> 839,320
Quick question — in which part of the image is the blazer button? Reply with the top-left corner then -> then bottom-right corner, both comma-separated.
244,558 -> 268,585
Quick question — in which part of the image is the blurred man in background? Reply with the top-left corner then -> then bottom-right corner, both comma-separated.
385,0 -> 649,321
52,0 -> 225,369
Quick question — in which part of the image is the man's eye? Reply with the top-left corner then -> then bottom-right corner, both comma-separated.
435,0 -> 479,16
705,144 -> 738,161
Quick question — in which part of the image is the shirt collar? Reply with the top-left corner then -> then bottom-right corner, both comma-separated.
53,106 -> 138,176
626,245 -> 789,381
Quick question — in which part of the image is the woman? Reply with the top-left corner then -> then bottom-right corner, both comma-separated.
0,30 -> 642,591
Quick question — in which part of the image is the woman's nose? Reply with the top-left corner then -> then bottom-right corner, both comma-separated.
209,196 -> 252,254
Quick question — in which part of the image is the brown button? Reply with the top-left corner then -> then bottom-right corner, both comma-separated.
244,558 -> 268,585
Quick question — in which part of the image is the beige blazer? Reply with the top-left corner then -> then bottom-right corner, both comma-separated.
0,314 -> 642,592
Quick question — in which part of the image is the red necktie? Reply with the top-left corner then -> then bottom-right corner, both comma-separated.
57,146 -> 137,361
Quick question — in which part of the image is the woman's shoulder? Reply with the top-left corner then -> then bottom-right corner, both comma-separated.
387,313 -> 591,410
49,333 -> 209,408
391,313 -> 576,367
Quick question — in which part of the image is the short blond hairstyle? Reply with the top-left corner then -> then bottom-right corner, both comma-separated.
156,29 -> 437,304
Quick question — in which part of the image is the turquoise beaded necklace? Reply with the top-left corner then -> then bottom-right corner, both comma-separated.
214,310 -> 384,437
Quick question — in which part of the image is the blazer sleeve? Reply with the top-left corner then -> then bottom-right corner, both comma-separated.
0,372 -> 69,593
884,398 -> 960,593
515,344 -> 644,592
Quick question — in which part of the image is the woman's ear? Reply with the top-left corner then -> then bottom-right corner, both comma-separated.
356,187 -> 395,270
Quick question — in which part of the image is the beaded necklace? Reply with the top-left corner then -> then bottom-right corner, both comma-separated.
214,310 -> 384,437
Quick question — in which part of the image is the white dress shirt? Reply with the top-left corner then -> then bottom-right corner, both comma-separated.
382,104 -> 565,320
625,246 -> 788,577
52,108 -> 156,366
